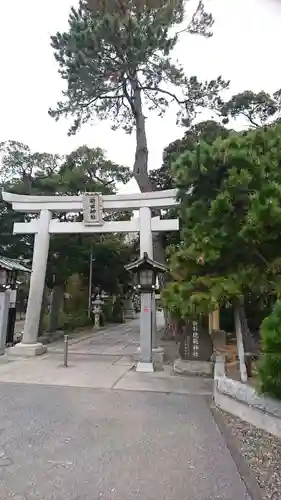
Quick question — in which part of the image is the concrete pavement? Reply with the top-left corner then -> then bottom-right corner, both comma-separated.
49,319 -> 141,357
1,318 -> 212,395
0,314 -> 212,396
0,384 -> 250,500
0,353 -> 213,394
0,319 -> 254,499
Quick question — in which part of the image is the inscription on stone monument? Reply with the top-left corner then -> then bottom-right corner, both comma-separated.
192,321 -> 199,358
183,332 -> 190,359
179,318 -> 213,361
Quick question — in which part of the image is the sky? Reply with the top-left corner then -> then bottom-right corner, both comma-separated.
0,0 -> 281,193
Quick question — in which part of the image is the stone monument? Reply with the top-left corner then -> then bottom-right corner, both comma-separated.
175,318 -> 214,376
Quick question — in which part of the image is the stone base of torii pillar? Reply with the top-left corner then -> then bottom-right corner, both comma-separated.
10,342 -> 47,357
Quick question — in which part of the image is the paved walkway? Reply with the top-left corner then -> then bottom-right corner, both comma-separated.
0,385 -> 250,500
0,319 -> 252,499
50,318 -> 142,357
2,318 -> 212,395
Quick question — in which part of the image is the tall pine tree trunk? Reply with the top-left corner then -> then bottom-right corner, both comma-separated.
132,82 -> 173,337
132,84 -> 152,192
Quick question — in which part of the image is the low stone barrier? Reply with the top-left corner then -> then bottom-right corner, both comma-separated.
173,359 -> 213,376
214,355 -> 281,438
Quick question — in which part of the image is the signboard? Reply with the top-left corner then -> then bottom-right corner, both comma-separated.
83,193 -> 103,226
179,318 -> 213,361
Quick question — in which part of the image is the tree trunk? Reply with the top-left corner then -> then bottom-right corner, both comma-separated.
160,311 -> 179,340
233,297 -> 255,381
48,284 -> 64,333
132,83 -> 172,335
237,301 -> 255,353
132,83 -> 152,192
233,304 -> 248,382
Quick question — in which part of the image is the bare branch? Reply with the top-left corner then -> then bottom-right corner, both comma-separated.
79,86 -> 125,108
94,175 -> 115,187
140,86 -> 184,104
255,250 -> 269,266
241,111 -> 260,128
122,79 -> 137,116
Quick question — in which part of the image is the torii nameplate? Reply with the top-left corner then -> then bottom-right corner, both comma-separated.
83,193 -> 103,226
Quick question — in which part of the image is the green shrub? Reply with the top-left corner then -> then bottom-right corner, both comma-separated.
111,298 -> 124,323
64,274 -> 88,314
59,309 -> 92,331
258,300 -> 281,399
42,312 -> 49,333
102,298 -> 114,323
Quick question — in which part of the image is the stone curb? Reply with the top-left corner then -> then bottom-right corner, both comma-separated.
213,356 -> 281,438
210,403 -> 264,500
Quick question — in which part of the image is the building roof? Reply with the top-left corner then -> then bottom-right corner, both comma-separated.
125,252 -> 167,273
0,256 -> 31,273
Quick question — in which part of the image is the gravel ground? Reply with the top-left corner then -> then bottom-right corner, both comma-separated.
221,411 -> 281,499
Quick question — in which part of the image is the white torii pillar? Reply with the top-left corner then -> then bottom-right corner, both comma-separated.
138,206 -> 154,372
16,210 -> 51,355
2,190 -> 179,358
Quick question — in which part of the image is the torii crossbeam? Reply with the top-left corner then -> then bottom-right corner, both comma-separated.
2,189 -> 179,362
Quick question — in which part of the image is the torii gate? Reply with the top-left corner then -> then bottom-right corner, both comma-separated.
2,189 -> 179,363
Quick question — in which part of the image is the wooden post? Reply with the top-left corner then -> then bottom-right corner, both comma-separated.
234,307 -> 248,383
213,309 -> 220,330
209,308 -> 220,334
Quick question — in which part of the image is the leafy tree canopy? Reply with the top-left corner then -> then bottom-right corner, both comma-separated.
220,89 -> 281,128
149,119 -> 231,191
49,0 -> 229,192
0,140 -> 61,193
59,145 -> 131,194
148,120 -> 231,253
163,122 -> 281,318
49,0 -> 221,132
0,141 -> 133,294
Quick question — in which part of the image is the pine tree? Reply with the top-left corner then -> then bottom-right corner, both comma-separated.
49,0 -> 228,202
163,122 -> 281,349
259,301 -> 281,399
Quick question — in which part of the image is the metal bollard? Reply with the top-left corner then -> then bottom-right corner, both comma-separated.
64,334 -> 69,367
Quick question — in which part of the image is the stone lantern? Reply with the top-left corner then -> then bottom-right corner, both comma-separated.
92,293 -> 104,328
0,256 -> 31,352
125,252 -> 166,372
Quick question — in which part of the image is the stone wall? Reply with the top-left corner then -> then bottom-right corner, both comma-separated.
213,356 -> 281,438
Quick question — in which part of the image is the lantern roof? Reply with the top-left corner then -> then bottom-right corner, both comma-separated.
125,252 -> 167,273
0,256 -> 31,274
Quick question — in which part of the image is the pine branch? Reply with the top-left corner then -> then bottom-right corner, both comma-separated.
140,86 -> 184,104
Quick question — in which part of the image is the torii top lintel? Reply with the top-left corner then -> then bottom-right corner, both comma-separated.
1,189 -> 178,213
